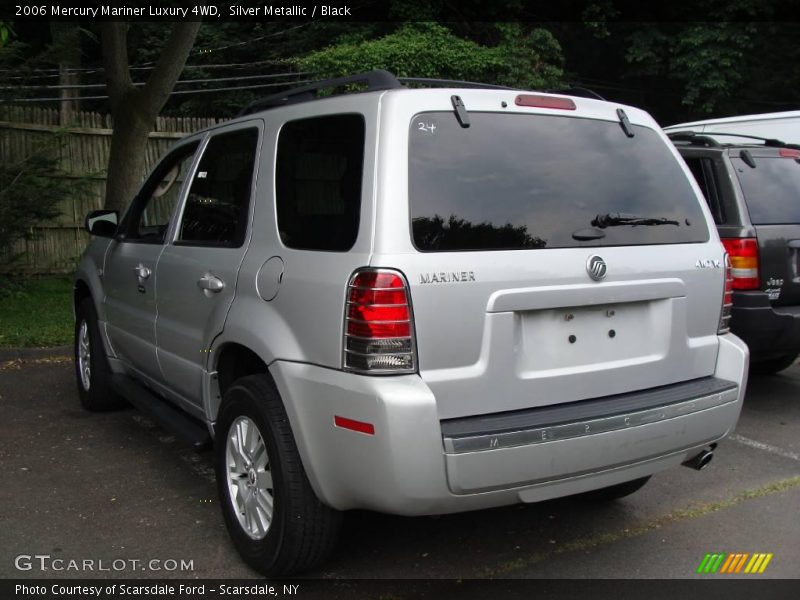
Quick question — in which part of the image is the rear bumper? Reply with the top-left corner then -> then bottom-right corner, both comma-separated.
270,334 -> 748,515
731,291 -> 800,360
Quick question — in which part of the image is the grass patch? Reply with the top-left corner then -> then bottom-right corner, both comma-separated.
479,474 -> 800,577
0,278 -> 73,347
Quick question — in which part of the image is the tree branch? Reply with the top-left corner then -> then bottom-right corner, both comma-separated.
142,21 -> 202,116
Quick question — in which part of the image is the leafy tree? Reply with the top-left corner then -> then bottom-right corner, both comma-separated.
297,22 -> 563,90
626,21 -> 759,113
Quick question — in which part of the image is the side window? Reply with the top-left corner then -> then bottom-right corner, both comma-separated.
177,128 -> 259,247
123,142 -> 199,243
275,114 -> 365,251
685,157 -> 725,224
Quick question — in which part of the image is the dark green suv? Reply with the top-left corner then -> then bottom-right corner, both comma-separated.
670,131 -> 800,374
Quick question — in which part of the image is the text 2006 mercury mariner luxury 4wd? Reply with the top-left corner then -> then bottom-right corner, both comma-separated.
74,70 -> 748,575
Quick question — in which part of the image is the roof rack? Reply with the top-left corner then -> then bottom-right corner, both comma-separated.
667,130 -> 800,150
666,131 -> 721,147
237,70 -> 525,116
237,69 -> 402,116
397,77 -> 516,90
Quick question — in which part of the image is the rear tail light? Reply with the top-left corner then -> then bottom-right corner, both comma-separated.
718,254 -> 733,334
720,238 -> 760,290
779,148 -> 800,158
344,269 -> 417,374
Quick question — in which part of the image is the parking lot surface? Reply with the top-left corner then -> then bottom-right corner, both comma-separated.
1,350 -> 798,580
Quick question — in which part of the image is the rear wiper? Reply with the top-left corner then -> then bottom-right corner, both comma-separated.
592,212 -> 680,228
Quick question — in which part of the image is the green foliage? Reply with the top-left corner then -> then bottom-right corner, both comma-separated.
0,277 -> 73,347
0,22 -> 10,47
622,0 -> 774,114
297,23 -> 563,90
0,134 -> 84,261
626,21 -> 758,113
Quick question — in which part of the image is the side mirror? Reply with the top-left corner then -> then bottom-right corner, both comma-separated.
85,209 -> 119,238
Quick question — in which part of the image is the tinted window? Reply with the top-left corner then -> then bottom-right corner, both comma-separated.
276,114 -> 364,251
684,156 -> 725,224
732,156 -> 800,224
409,113 -> 709,251
178,128 -> 259,246
124,142 -> 198,243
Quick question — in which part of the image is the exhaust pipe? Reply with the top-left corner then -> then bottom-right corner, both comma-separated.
682,443 -> 717,471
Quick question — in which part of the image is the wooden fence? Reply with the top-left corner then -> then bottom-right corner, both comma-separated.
0,106 -> 223,274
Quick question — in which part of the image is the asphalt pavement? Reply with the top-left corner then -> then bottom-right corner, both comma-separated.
0,350 -> 798,581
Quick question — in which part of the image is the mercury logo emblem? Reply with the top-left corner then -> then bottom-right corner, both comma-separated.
587,255 -> 607,281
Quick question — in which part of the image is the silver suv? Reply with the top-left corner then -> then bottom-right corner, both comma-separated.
74,70 -> 749,575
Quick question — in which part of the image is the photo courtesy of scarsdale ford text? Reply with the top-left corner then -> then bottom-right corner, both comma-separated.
14,583 -> 303,598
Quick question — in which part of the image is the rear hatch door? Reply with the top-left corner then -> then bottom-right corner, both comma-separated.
374,96 -> 725,420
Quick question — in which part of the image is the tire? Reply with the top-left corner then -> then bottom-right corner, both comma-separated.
750,352 -> 799,376
74,298 -> 125,411
577,476 -> 651,502
215,374 -> 341,576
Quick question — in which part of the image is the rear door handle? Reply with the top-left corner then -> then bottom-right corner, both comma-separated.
197,274 -> 225,293
134,264 -> 151,279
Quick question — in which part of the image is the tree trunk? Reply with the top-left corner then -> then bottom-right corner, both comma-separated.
104,103 -> 152,214
101,21 -> 201,213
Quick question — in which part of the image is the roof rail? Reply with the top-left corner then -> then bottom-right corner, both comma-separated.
397,77 -> 517,90
667,130 -> 800,150
237,70 -> 604,117
666,131 -> 721,148
237,69 -> 402,116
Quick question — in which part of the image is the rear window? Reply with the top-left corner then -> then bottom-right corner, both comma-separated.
409,112 -> 709,251
732,156 -> 800,225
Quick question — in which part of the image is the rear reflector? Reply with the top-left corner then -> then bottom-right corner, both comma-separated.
779,148 -> 800,158
515,94 -> 576,110
344,268 -> 417,374
334,415 -> 375,435
719,254 -> 733,334
721,238 -> 759,290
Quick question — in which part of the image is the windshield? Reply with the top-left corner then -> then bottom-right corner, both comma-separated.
732,156 -> 800,225
408,112 -> 709,251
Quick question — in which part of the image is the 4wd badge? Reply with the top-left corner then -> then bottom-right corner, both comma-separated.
695,258 -> 722,268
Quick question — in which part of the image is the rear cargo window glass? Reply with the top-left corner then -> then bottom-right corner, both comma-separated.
276,114 -> 364,251
731,156 -> 800,225
409,112 -> 709,251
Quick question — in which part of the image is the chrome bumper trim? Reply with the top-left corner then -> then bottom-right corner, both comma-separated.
443,387 -> 739,454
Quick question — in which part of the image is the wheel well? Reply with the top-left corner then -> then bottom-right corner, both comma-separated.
216,343 -> 270,399
73,280 -> 92,313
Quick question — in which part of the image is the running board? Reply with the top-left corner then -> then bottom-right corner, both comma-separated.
111,374 -> 211,449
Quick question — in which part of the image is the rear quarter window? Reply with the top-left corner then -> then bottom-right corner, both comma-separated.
409,112 -> 709,251
275,114 -> 365,251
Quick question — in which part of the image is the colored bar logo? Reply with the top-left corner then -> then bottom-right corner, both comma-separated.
696,552 -> 773,574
